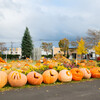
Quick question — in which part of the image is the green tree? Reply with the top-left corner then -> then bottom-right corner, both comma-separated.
21,27 -> 33,58
58,38 -> 69,57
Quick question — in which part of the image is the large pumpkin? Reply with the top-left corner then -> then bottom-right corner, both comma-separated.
80,68 -> 91,79
70,68 -> 83,81
27,71 -> 43,85
42,69 -> 58,84
90,67 -> 100,78
8,71 -> 27,87
58,70 -> 72,82
0,71 -> 7,88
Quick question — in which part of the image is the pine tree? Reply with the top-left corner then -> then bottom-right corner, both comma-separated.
94,41 -> 100,56
77,38 -> 87,59
21,27 -> 33,58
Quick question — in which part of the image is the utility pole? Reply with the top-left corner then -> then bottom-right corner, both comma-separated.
11,42 -> 13,54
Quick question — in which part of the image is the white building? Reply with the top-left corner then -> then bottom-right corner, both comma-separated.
3,48 -> 22,58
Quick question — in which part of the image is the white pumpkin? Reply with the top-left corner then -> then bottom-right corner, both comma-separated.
58,70 -> 72,82
80,68 -> 91,79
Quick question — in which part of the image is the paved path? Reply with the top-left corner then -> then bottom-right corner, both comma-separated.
0,79 -> 100,100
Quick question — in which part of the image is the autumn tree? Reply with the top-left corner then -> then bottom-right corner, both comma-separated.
21,27 -> 33,58
58,38 -> 69,57
77,38 -> 87,59
71,36 -> 81,52
41,42 -> 53,55
0,42 -> 7,57
84,29 -> 100,49
94,41 -> 100,56
71,36 -> 81,47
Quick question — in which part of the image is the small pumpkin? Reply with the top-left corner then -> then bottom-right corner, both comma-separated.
27,71 -> 43,85
0,71 -> 7,88
49,64 -> 54,69
80,68 -> 91,79
70,68 -> 83,81
80,63 -> 86,66
42,69 -> 58,84
90,67 -> 100,78
58,70 -> 72,82
8,71 -> 27,87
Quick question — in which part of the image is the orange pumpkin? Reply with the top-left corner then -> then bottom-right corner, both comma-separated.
80,68 -> 91,79
0,71 -> 7,88
27,71 -> 43,85
8,71 -> 27,87
80,63 -> 86,66
42,69 -> 58,84
58,70 -> 72,82
49,64 -> 54,69
70,68 -> 83,81
90,67 -> 100,78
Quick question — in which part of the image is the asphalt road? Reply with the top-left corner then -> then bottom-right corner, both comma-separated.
0,79 -> 100,100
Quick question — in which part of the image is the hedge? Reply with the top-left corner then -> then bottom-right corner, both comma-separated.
2,54 -> 20,59
42,55 -> 53,58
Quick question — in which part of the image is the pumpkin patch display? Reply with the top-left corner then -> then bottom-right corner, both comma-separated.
58,70 -> 72,82
27,71 -> 43,85
70,68 -> 83,81
80,68 -> 91,79
90,67 -> 100,78
42,69 -> 58,84
8,71 -> 27,87
0,71 -> 7,88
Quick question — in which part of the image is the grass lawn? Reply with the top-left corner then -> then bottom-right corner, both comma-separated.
6,59 -> 36,65
0,78 -> 99,92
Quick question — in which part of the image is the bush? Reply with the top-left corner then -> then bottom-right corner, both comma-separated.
96,57 -> 100,62
42,55 -> 53,58
97,62 -> 100,67
2,54 -> 20,59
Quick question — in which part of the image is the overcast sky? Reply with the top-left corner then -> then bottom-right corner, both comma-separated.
0,0 -> 100,42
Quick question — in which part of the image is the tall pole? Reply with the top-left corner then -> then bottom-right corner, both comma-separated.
6,49 -> 7,62
11,42 -> 13,54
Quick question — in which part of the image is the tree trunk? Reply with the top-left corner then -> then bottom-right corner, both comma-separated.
67,49 -> 69,58
64,51 -> 66,57
81,54 -> 83,60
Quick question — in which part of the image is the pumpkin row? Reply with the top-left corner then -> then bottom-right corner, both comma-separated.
0,67 -> 100,88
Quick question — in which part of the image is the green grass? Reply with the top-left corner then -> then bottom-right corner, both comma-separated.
0,78 -> 99,92
6,59 -> 36,65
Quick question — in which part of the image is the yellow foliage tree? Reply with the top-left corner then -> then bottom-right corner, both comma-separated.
77,38 -> 87,59
94,41 -> 100,56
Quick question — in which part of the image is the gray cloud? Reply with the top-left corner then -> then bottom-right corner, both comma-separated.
0,0 -> 100,42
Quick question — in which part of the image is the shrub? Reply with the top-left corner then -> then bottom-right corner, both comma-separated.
96,57 -> 100,62
2,54 -> 20,59
42,55 -> 53,58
